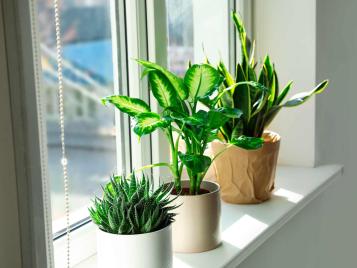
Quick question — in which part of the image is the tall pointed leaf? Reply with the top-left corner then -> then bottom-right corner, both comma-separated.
218,61 -> 235,87
276,81 -> 293,105
232,11 -> 249,67
280,80 -> 329,108
102,95 -> 150,117
233,64 -> 251,122
133,112 -> 169,137
184,64 -> 223,100
148,71 -> 179,108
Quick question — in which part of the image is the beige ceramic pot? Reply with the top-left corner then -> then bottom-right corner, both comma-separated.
171,180 -> 221,253
210,131 -> 280,204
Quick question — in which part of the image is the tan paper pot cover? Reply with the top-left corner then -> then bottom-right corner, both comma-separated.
210,131 -> 280,204
171,180 -> 221,253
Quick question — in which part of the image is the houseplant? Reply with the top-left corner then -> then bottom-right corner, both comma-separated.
89,174 -> 177,268
102,60 -> 263,252
208,11 -> 329,203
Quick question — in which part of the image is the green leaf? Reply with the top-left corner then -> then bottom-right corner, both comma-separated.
218,61 -> 235,87
137,59 -> 188,100
273,70 -> 279,104
102,95 -> 150,117
233,64 -> 251,122
207,110 -> 231,129
231,121 -> 244,140
184,64 -> 223,100
231,135 -> 264,150
263,55 -> 274,80
133,112 -> 169,137
215,107 -> 243,118
232,11 -> 249,67
251,90 -> 269,117
267,69 -> 276,109
276,81 -> 293,105
184,110 -> 208,126
249,40 -> 256,65
178,152 -> 212,174
280,80 -> 328,108
148,71 -> 179,108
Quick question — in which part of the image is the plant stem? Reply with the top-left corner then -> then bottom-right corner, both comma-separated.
131,162 -> 172,174
166,127 -> 181,192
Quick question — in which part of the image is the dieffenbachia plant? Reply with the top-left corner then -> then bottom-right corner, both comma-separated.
102,60 -> 263,194
211,11 -> 329,140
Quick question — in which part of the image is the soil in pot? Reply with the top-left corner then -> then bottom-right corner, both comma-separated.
171,188 -> 210,195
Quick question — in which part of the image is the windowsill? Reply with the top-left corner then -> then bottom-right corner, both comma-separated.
74,164 -> 343,268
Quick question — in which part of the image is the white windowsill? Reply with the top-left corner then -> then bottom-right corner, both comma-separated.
74,164 -> 343,268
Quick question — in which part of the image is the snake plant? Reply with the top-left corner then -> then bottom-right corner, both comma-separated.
102,60 -> 263,195
212,11 -> 329,141
89,174 -> 177,234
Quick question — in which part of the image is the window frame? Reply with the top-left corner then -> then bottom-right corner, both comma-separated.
2,0 -> 53,266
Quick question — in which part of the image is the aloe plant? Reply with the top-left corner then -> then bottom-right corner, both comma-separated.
102,60 -> 263,195
89,174 -> 177,234
211,11 -> 329,141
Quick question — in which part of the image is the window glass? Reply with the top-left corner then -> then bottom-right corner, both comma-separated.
166,0 -> 230,75
37,0 -> 117,234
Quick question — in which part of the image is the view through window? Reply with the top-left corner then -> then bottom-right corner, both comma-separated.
166,0 -> 230,75
37,0 -> 117,235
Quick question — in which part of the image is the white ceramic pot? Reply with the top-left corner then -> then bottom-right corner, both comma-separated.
171,180 -> 221,253
97,225 -> 172,268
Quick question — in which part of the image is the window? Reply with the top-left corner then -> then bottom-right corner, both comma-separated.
166,0 -> 233,75
37,0 -> 117,236
33,0 -> 241,266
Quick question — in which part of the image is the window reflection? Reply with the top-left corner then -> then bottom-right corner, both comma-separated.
37,0 -> 116,233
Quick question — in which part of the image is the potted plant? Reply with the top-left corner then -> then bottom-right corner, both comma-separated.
102,60 -> 263,252
207,11 -> 329,204
89,174 -> 177,268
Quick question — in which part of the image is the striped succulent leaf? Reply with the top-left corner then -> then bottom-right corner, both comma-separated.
89,174 -> 178,235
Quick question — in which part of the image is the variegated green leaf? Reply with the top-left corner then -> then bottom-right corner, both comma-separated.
276,81 -> 293,105
148,71 -> 179,108
280,80 -> 328,107
218,61 -> 235,87
231,135 -> 264,150
102,95 -> 150,117
133,112 -> 169,137
184,64 -> 223,100
137,59 -> 188,100
232,11 -> 249,67
233,64 -> 251,122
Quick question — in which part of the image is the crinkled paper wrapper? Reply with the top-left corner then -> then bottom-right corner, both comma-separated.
208,131 -> 280,204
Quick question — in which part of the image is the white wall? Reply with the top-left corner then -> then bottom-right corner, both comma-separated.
316,0 -> 357,265
239,172 -> 347,268
241,1 -> 357,267
254,0 -> 317,167
0,3 -> 22,267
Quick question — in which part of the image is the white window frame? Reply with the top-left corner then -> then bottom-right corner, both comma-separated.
1,0 -> 252,266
